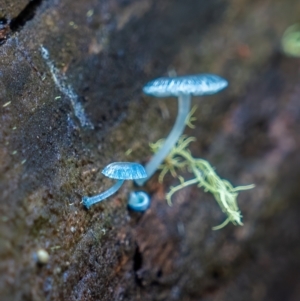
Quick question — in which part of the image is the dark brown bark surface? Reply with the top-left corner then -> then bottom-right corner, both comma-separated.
1,0 -> 300,300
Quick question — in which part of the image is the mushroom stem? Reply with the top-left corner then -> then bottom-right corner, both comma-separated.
82,180 -> 124,209
135,94 -> 191,186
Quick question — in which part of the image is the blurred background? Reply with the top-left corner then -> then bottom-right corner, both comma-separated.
1,0 -> 300,300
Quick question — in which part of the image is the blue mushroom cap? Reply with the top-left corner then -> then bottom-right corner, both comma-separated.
143,74 -> 228,97
128,191 -> 151,212
102,162 -> 147,180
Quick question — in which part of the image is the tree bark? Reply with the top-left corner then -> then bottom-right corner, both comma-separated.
1,0 -> 300,300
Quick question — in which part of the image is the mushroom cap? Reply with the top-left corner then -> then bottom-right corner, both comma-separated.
143,74 -> 228,97
128,191 -> 151,212
102,162 -> 147,180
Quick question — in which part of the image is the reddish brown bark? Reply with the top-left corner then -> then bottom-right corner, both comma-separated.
1,0 -> 300,300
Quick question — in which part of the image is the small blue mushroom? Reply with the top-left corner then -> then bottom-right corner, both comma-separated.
128,191 -> 151,212
135,73 -> 228,186
82,162 -> 147,209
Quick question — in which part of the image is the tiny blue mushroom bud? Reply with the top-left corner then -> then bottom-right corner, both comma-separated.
135,74 -> 228,186
128,191 -> 151,212
82,162 -> 147,209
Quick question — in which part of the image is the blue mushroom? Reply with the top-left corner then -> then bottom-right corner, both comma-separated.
128,191 -> 151,212
82,162 -> 147,209
135,73 -> 228,186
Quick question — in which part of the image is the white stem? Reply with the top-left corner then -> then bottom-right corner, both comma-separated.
83,180 -> 124,209
135,94 -> 191,186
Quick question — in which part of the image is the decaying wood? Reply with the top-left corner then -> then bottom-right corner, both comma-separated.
1,0 -> 300,300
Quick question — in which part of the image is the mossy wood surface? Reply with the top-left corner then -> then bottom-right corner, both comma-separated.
1,0 -> 300,300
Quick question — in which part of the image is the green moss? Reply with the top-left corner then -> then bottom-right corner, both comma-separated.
150,135 -> 255,230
